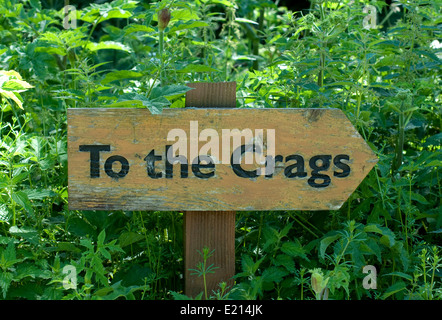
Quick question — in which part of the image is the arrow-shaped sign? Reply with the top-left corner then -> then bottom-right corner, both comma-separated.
68,108 -> 378,211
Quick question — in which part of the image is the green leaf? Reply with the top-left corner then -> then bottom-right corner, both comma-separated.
123,24 -> 155,35
262,266 -> 288,284
0,90 -> 24,109
112,93 -> 169,114
364,224 -> 395,247
176,64 -> 219,73
281,241 -> 307,259
381,281 -> 407,299
169,21 -> 209,33
423,133 -> 441,149
323,81 -> 354,87
97,230 -> 106,247
383,272 -> 413,282
119,232 -> 144,248
409,192 -> 430,204
67,217 -> 96,238
99,247 -> 111,260
169,9 -> 199,22
416,50 -> 441,64
101,70 -> 143,85
319,233 -> 342,259
235,17 -> 259,25
54,242 -> 81,253
80,238 -> 94,251
150,84 -> 194,99
209,0 -> 235,7
238,255 -> 264,277
8,226 -> 38,245
302,82 -> 320,92
170,291 -> 192,300
11,191 -> 34,217
79,5 -> 134,24
274,254 -> 295,272
1,241 -> 18,268
328,265 -> 350,296
1,79 -> 34,92
0,271 -> 13,298
85,41 -> 131,52
143,97 -> 170,114
23,188 -> 56,200
15,262 -> 51,281
361,238 -> 382,263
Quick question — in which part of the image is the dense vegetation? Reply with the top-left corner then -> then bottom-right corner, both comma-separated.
0,0 -> 440,300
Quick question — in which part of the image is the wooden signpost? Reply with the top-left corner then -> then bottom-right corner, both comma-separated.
67,82 -> 378,297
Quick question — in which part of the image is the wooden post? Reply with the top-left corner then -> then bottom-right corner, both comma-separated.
184,82 -> 236,298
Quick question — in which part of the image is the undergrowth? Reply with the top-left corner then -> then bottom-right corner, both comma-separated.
0,0 -> 440,300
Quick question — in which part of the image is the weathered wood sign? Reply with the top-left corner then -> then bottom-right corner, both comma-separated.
67,107 -> 377,211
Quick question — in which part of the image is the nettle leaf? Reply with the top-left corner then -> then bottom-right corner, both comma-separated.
68,217 -> 96,238
99,247 -> 111,260
364,224 -> 395,247
409,192 -> 430,205
11,191 -> 35,218
262,266 -> 288,284
112,85 -> 192,114
383,271 -> 413,282
9,226 -> 39,245
0,241 -> 21,269
319,232 -> 342,259
119,231 -> 144,248
169,9 -> 199,22
176,64 -> 219,73
281,241 -> 307,259
123,24 -> 155,35
381,281 -> 407,299
79,1 -> 136,24
329,265 -> 350,296
262,226 -> 279,251
274,254 -> 295,273
169,21 -> 209,33
238,255 -> 264,278
361,238 -> 382,263
111,93 -> 167,114
85,41 -> 131,53
97,230 -> 106,247
150,84 -> 194,99
80,238 -> 94,251
0,271 -> 13,298
101,70 -> 143,85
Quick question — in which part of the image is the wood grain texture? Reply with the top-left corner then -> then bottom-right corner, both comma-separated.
184,210 -> 236,298
184,82 -> 236,298
67,107 -> 377,211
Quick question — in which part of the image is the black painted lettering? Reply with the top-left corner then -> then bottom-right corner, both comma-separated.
165,145 -> 188,178
265,155 -> 283,178
104,155 -> 129,179
144,149 -> 162,179
308,155 -> 331,188
231,144 -> 259,179
284,155 -> 307,178
333,154 -> 351,178
79,144 -> 111,178
192,155 -> 215,179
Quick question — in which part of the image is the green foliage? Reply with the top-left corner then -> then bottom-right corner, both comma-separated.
0,0 -> 440,300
